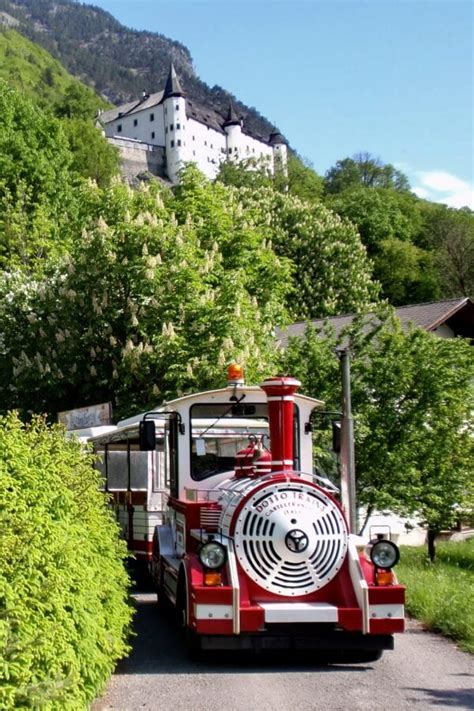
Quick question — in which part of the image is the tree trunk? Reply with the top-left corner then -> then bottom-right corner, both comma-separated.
358,506 -> 374,537
427,529 -> 437,562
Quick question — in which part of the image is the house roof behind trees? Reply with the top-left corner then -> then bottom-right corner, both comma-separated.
277,297 -> 474,346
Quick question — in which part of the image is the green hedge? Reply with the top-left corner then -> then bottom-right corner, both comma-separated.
0,413 -> 133,709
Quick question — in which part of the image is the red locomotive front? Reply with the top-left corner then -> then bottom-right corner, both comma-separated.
92,365 -> 405,661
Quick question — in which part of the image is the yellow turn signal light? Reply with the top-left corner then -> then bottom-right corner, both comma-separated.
376,570 -> 395,586
204,571 -> 222,586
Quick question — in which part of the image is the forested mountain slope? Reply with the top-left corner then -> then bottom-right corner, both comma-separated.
0,0 -> 282,141
0,26 -> 109,110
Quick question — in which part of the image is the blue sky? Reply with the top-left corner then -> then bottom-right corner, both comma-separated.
91,0 -> 473,208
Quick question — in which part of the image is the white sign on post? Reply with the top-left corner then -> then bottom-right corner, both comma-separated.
58,402 -> 113,431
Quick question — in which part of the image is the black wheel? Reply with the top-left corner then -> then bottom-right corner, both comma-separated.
336,649 -> 383,664
184,626 -> 201,660
156,584 -> 170,612
177,571 -> 201,659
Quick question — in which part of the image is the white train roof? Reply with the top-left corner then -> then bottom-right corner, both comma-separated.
117,384 -> 323,429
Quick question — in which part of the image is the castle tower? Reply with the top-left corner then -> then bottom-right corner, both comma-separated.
269,130 -> 288,180
163,63 -> 187,182
224,101 -> 242,162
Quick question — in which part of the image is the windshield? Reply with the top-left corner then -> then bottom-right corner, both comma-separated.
190,402 -> 268,481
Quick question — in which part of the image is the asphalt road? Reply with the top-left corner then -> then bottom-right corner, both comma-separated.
93,593 -> 473,711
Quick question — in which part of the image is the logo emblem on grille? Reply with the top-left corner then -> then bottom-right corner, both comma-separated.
285,529 -> 309,553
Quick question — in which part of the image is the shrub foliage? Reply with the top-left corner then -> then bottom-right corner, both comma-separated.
0,413 -> 132,709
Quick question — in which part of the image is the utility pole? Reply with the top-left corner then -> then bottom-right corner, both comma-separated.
337,347 -> 357,534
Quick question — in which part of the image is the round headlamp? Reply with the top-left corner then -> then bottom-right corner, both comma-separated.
370,539 -> 400,569
199,542 -> 227,570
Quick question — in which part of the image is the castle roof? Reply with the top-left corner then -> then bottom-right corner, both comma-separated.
223,100 -> 241,127
99,91 -> 164,123
163,62 -> 185,99
269,130 -> 287,146
99,68 -> 284,146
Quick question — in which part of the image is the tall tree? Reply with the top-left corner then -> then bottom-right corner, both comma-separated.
419,204 -> 474,297
324,152 -> 410,195
327,187 -> 439,304
236,185 -> 379,320
0,80 -> 77,271
0,170 -> 291,417
61,118 -> 120,187
281,312 -> 474,559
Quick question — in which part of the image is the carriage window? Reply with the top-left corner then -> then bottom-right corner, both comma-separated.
151,441 -> 165,491
95,446 -> 148,491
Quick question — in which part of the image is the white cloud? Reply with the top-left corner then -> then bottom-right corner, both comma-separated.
411,170 -> 474,209
411,186 -> 430,200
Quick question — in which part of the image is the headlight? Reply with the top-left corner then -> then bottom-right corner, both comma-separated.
199,542 -> 227,570
369,539 -> 400,569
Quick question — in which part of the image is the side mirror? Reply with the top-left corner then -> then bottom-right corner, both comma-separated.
139,420 -> 156,451
332,421 -> 341,453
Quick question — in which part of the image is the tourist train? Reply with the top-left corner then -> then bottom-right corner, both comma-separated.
89,365 -> 405,659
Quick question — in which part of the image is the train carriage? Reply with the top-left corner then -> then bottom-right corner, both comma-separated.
90,365 -> 405,659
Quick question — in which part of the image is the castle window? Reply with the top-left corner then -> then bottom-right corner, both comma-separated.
133,119 -> 138,127
204,141 -> 207,146
170,140 -> 174,147
151,131 -> 155,139
177,123 -> 181,130
117,124 -> 122,133
150,113 -> 154,121
228,148 -> 232,154
170,123 -> 174,131
177,140 -> 182,147
193,150 -> 196,156
175,103 -> 179,110
210,144 -> 213,149
192,136 -> 195,141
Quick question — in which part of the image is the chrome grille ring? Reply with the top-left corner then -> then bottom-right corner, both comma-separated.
221,479 -> 348,596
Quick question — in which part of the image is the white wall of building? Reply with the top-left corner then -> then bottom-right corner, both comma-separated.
433,323 -> 455,338
103,95 -> 284,182
186,118 -> 226,179
226,125 -> 274,171
104,104 -> 165,147
273,142 -> 288,177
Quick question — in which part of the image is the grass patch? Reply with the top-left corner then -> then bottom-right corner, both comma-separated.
398,539 -> 474,653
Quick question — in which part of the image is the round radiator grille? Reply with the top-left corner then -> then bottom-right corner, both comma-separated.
231,481 -> 348,596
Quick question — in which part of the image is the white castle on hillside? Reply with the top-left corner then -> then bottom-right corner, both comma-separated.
99,63 -> 288,183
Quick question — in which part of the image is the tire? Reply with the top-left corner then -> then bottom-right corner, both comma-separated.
184,626 -> 201,660
177,570 -> 201,659
337,649 -> 383,664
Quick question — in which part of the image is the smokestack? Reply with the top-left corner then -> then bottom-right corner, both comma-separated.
260,377 -> 301,472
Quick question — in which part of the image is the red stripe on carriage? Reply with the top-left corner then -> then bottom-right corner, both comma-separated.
337,608 -> 363,631
368,585 -> 405,604
240,606 -> 265,632
369,618 -> 405,634
192,587 -> 233,605
195,619 -> 234,635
